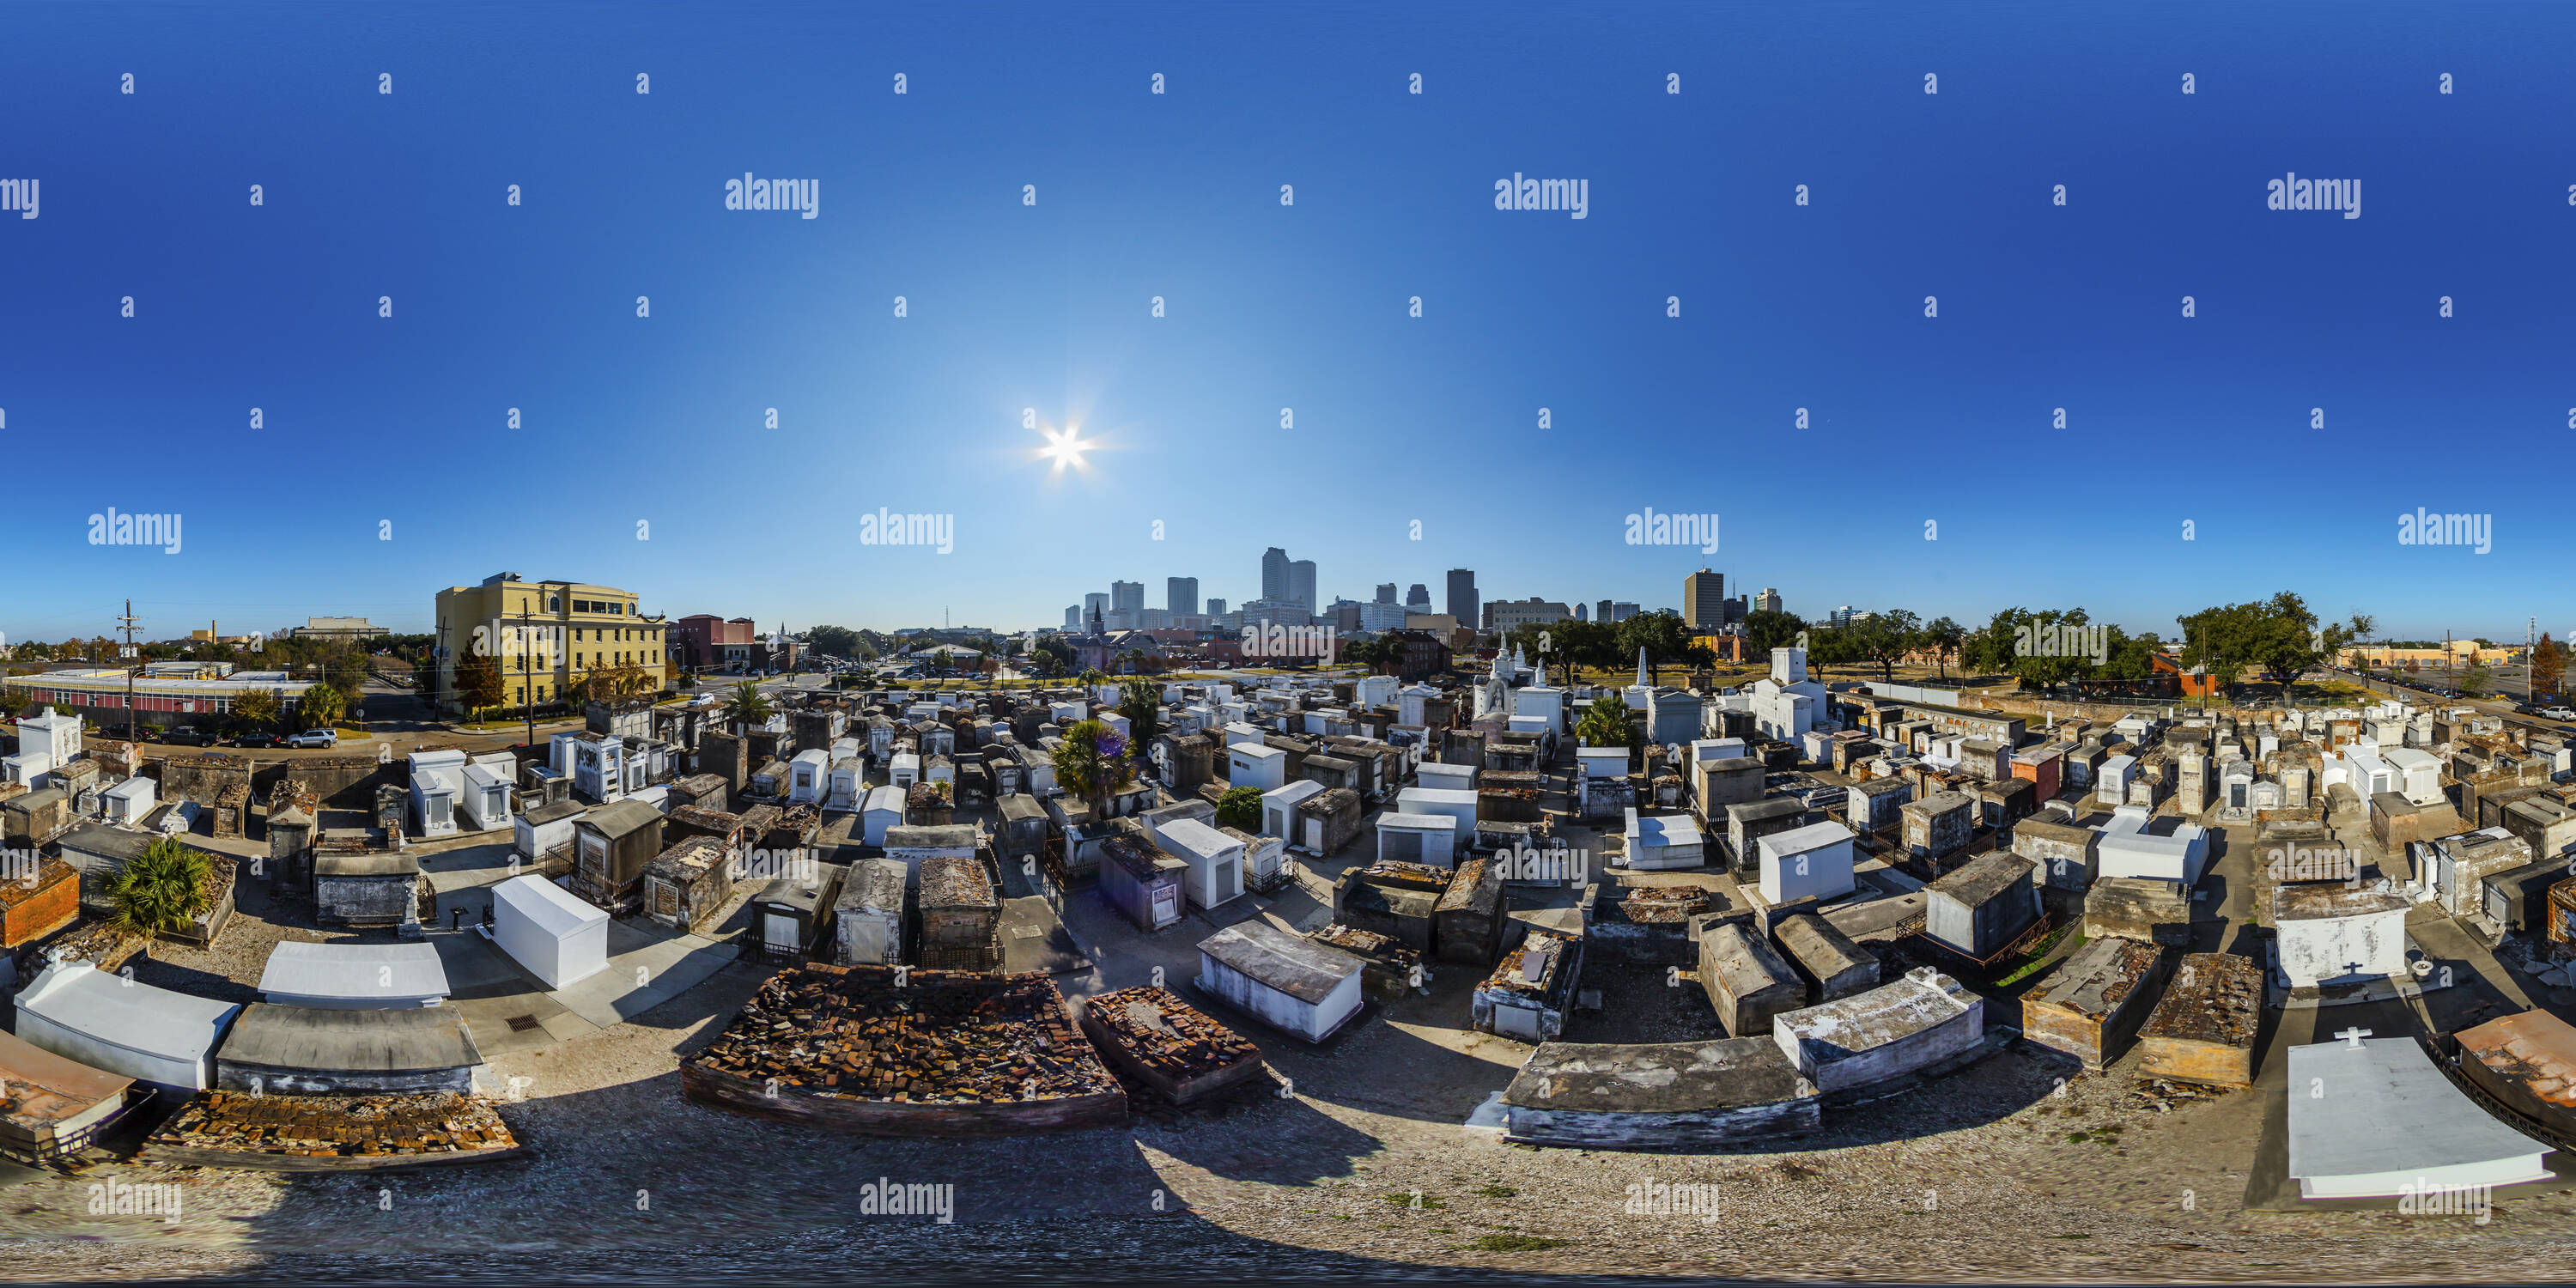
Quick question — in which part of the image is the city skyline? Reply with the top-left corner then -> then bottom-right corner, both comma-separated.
7,538 -> 2553,647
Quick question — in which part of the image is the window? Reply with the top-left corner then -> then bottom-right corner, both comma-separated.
548,595 -> 561,612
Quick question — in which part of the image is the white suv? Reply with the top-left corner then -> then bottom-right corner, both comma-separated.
2542,707 -> 2576,722
286,729 -> 339,749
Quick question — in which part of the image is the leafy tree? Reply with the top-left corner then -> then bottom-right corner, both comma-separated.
720,679 -> 773,732
107,838 -> 214,937
1741,609 -> 1807,659
1614,610 -> 1693,689
2097,628 -> 2162,683
932,648 -> 954,673
453,653 -> 507,716
1804,623 -> 1859,672
1849,610 -> 1920,683
1215,785 -> 1263,832
1919,617 -> 1966,681
297,682 -> 346,728
2175,593 -> 2369,688
2460,661 -> 2492,697
231,686 -> 283,733
1050,719 -> 1134,821
318,642 -> 369,713
1575,690 -> 1640,751
806,624 -> 862,659
2534,634 -> 2565,699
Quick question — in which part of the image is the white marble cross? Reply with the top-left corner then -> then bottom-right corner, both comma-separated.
2336,1026 -> 2372,1048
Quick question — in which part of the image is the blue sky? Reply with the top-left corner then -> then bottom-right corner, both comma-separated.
3,2 -> 2570,647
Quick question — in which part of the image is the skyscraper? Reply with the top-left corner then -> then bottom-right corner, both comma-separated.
1261,547 -> 1291,603
1206,597 -> 1227,617
1064,605 -> 1080,630
1682,568 -> 1725,630
1289,560 -> 1316,611
1755,587 -> 1783,615
1597,599 -> 1614,623
1167,577 -> 1200,617
1084,592 -> 1108,627
1375,583 -> 1397,603
1446,568 -> 1479,630
1406,583 -> 1431,610
1111,581 -> 1145,614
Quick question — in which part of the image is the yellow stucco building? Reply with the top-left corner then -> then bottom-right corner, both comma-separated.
433,572 -> 666,715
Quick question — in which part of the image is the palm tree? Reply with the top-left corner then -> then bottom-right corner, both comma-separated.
107,838 -> 214,938
1050,719 -> 1134,823
1576,690 -> 1641,751
721,679 -> 774,733
297,682 -> 346,729
1117,677 -> 1164,757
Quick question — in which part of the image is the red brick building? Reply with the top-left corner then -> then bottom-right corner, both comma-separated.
670,615 -> 758,674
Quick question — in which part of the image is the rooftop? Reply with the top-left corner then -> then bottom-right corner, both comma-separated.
1502,1037 -> 1810,1113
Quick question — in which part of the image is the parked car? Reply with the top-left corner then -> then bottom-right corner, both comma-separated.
161,726 -> 220,746
286,729 -> 338,749
234,732 -> 285,748
2543,707 -> 2576,722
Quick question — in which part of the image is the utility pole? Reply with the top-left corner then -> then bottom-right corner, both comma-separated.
520,605 -> 537,750
117,598 -> 143,741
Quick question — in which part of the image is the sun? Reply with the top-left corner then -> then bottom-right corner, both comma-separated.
1036,425 -> 1096,477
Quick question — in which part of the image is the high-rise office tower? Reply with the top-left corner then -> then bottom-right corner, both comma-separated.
1755,587 -> 1782,615
1111,581 -> 1145,614
1446,568 -> 1479,629
1375,583 -> 1397,603
1289,560 -> 1316,611
1682,568 -> 1725,629
1167,577 -> 1200,617
1406,583 -> 1431,609
1064,605 -> 1080,630
1206,598 -> 1227,617
1261,548 -> 1291,602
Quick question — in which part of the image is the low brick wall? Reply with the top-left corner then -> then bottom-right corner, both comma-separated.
252,756 -> 392,811
157,753 -> 253,809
